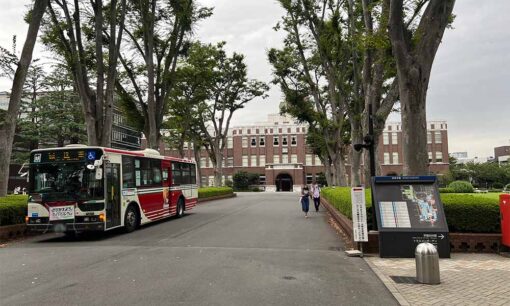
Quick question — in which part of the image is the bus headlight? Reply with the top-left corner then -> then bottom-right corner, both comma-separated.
99,214 -> 105,222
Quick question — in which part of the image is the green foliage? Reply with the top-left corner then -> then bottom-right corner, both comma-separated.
448,181 -> 474,193
0,195 -> 28,226
321,187 -> 374,230
449,161 -> 510,189
441,194 -> 500,233
492,182 -> 504,189
316,172 -> 328,187
438,187 -> 454,193
322,187 -> 501,233
198,187 -> 233,199
233,171 -> 260,191
224,179 -> 233,188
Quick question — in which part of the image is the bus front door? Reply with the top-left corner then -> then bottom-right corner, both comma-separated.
105,163 -> 121,228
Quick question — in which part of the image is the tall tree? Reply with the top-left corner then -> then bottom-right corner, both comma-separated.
42,0 -> 127,147
116,0 -> 212,149
0,0 -> 49,197
389,0 -> 455,175
269,0 -> 354,186
176,42 -> 268,186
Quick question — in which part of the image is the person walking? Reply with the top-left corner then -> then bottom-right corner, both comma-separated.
301,184 -> 311,218
311,181 -> 321,212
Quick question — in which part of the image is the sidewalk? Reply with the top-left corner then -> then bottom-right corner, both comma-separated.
365,254 -> 510,306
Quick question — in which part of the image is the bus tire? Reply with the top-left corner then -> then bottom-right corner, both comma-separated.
124,204 -> 139,233
176,198 -> 185,218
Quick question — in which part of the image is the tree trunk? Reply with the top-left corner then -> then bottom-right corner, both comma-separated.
400,83 -> 428,175
213,149 -> 223,187
350,120 -> 363,186
193,142 -> 202,187
0,0 -> 48,196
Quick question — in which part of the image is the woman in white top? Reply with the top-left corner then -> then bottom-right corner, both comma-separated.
311,181 -> 321,212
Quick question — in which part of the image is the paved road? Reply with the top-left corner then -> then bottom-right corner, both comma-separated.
0,193 -> 397,306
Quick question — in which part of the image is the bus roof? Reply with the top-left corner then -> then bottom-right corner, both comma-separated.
30,146 -> 195,164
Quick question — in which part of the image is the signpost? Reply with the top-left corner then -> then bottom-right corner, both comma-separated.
372,176 -> 450,258
346,187 -> 368,257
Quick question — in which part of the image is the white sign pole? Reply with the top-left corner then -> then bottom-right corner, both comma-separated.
350,187 -> 368,257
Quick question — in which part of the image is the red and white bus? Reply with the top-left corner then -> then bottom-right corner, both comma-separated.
26,145 -> 198,234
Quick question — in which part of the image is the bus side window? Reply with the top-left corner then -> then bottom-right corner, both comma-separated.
122,156 -> 135,188
172,163 -> 182,185
190,164 -> 196,184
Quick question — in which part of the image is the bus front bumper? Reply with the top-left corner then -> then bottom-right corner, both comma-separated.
27,220 -> 105,232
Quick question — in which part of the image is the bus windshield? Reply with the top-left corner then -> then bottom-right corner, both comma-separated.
29,162 -> 104,202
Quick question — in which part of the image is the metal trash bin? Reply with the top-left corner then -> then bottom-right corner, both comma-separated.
415,243 -> 440,284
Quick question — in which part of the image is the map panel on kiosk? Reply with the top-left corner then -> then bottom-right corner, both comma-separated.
372,176 -> 450,258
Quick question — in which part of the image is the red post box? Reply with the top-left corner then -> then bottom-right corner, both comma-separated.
501,194 -> 510,247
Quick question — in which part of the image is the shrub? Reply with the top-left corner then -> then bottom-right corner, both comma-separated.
198,187 -> 233,199
492,182 -> 504,189
233,171 -> 250,190
224,179 -> 233,188
441,194 -> 500,233
448,180 -> 474,193
321,187 -> 500,233
439,187 -> 454,193
0,195 -> 28,226
321,187 -> 374,230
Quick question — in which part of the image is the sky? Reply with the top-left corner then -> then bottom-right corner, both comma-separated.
0,0 -> 509,158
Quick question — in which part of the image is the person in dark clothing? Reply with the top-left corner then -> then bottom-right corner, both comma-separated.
301,185 -> 311,218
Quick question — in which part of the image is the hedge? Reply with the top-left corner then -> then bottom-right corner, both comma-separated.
448,180 -> 474,193
441,194 -> 500,233
321,187 -> 501,233
198,187 -> 234,199
0,195 -> 28,226
321,187 -> 375,230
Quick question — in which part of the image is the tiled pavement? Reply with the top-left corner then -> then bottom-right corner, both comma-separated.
365,254 -> 510,306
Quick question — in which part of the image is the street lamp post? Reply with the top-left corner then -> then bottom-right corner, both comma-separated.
354,104 -> 378,230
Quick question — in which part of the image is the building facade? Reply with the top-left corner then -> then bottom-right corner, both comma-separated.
494,145 -> 510,165
162,114 -> 450,191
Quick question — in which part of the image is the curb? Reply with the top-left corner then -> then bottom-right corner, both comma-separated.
198,193 -> 236,203
0,223 -> 29,242
364,258 -> 410,306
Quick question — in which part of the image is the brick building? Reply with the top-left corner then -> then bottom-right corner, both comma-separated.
162,114 -> 449,191
494,145 -> 510,165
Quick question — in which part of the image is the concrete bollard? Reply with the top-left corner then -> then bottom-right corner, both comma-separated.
415,243 -> 440,284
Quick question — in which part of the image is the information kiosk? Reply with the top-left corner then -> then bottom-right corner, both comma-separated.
372,176 -> 450,258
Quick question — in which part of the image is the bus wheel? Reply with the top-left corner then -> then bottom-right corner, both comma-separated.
124,205 -> 139,233
176,198 -> 185,218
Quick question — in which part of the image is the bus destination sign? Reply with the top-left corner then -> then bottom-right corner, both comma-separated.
31,149 -> 102,163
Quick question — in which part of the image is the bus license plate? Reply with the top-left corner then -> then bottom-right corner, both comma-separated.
49,206 -> 75,221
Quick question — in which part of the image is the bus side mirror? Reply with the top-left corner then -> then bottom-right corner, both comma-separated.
95,168 -> 103,180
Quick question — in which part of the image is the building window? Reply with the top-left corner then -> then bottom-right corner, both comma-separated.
227,157 -> 234,167
383,133 -> 389,145
282,136 -> 288,146
291,154 -> 297,163
282,154 -> 289,163
251,137 -> 257,147
314,155 -> 321,166
259,137 -> 265,147
383,153 -> 390,164
436,152 -> 443,163
273,155 -> 280,164
291,135 -> 297,146
259,156 -> 266,167
435,131 -> 442,143
306,154 -> 313,165
427,132 -> 432,144
227,137 -> 233,149
242,156 -> 248,167
259,175 -> 266,185
242,137 -> 248,148
392,152 -> 399,164
273,136 -> 279,146
428,152 -> 432,163
201,176 -> 208,187
306,174 -> 313,184
200,157 -> 207,168
208,176 -> 214,186
392,132 -> 398,145
251,155 -> 257,167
